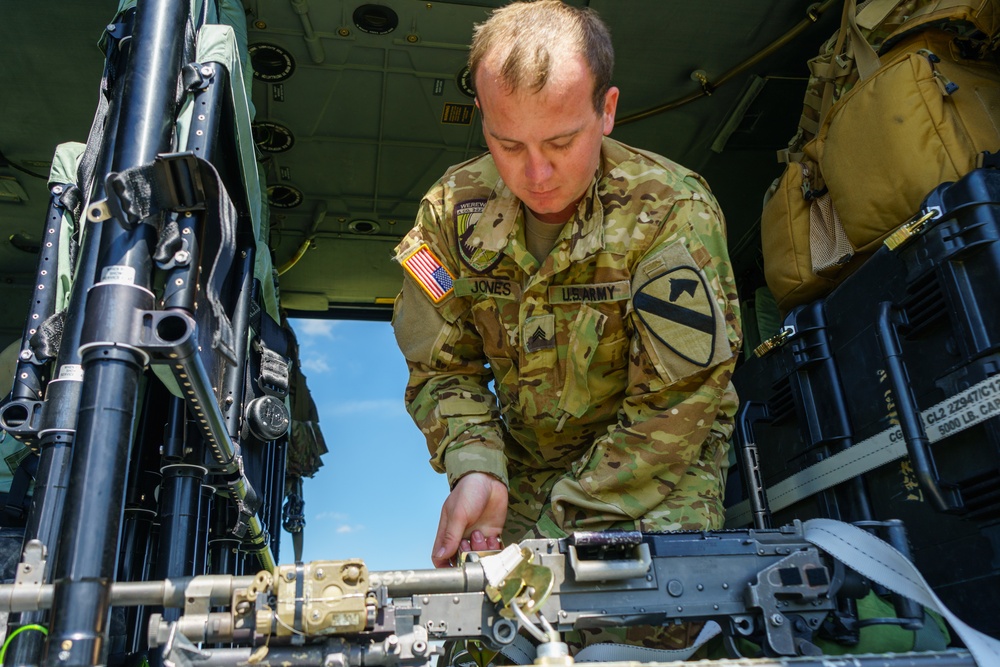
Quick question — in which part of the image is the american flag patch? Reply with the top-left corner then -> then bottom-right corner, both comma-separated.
402,244 -> 454,302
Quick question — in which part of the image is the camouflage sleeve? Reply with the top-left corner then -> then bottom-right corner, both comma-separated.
392,198 -> 509,488
550,192 -> 742,532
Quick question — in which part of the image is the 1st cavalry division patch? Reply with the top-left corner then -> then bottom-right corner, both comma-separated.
402,244 -> 454,303
633,267 -> 717,367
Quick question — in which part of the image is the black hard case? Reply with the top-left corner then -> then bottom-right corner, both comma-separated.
729,168 -> 1000,636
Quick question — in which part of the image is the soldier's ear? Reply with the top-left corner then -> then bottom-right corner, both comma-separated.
602,87 -> 619,136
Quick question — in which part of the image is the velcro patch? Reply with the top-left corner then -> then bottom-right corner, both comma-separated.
548,280 -> 631,304
524,314 -> 555,353
633,266 -> 717,367
456,198 -> 502,272
454,277 -> 520,300
402,244 -> 454,303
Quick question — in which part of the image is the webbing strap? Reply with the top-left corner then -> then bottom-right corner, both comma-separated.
803,519 -> 1000,667
846,0 -> 883,80
856,0 -> 907,31
293,561 -> 305,645
574,621 -> 721,663
726,372 -> 1000,527
497,635 -> 536,665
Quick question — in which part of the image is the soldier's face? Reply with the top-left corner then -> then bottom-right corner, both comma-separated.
476,55 -> 618,224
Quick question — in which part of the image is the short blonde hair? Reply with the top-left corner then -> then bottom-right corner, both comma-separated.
468,0 -> 614,113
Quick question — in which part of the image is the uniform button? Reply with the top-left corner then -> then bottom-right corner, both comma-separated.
691,193 -> 701,201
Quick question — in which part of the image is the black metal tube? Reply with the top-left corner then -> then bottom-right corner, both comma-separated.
162,396 -> 186,461
224,250 -> 254,439
875,302 -> 963,512
119,507 -> 155,655
195,484 -> 215,576
154,464 -> 207,612
46,350 -> 142,666
734,400 -> 772,530
6,186 -> 67,405
44,0 -> 189,662
5,436 -> 72,667
6,15 -> 133,667
208,502 -> 240,575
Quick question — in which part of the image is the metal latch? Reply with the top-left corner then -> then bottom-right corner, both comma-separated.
884,208 -> 939,251
753,325 -> 796,358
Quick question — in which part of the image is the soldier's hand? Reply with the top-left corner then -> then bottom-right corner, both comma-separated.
432,472 -> 508,568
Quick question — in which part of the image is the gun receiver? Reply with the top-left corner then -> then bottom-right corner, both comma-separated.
0,523 -> 977,666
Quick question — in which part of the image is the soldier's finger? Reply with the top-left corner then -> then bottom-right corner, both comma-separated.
486,535 -> 502,550
469,530 -> 488,551
433,504 -> 464,568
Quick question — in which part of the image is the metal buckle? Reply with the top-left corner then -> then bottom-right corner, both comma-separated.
884,208 -> 939,251
753,325 -> 796,358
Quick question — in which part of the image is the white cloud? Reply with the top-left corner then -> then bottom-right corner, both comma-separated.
336,524 -> 364,534
300,355 -> 331,375
294,319 -> 338,339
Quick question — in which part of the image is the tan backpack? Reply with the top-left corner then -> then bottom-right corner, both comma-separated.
761,0 -> 1000,313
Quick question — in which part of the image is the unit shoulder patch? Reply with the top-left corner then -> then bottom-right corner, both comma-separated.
456,198 -> 502,272
634,266 -> 716,367
401,243 -> 454,303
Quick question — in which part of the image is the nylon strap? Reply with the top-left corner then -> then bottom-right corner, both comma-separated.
293,561 -> 305,644
498,635 -> 536,665
256,342 -> 290,398
803,519 -> 1000,666
726,373 -> 1000,527
574,621 -> 721,663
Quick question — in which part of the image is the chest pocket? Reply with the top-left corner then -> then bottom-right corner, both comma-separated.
557,304 -> 619,419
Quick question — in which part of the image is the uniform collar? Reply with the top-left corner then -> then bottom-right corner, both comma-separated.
470,142 -> 615,263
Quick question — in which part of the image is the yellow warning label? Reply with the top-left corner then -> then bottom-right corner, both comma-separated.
441,103 -> 475,125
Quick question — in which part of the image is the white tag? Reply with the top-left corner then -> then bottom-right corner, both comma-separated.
58,364 -> 84,381
101,265 -> 136,284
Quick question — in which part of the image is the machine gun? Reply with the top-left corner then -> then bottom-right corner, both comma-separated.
0,522 -> 981,667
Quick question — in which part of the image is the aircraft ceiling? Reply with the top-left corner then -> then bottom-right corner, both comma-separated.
0,0 -> 839,333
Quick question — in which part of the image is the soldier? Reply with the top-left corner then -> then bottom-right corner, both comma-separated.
392,0 -> 741,645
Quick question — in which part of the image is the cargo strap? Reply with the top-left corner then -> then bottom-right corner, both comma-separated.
573,622 -> 721,662
802,519 -> 1000,667
726,372 -> 1000,527
496,519 -> 995,664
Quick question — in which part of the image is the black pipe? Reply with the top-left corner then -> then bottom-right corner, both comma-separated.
734,401 -> 772,530
195,484 -> 215,576
224,250 -> 254,439
6,11 -> 137,666
7,69 -> 130,667
875,302 -> 963,513
45,350 -> 143,667
207,503 -> 240,575
117,378 -> 168,657
155,464 -> 206,620
44,0 -> 188,662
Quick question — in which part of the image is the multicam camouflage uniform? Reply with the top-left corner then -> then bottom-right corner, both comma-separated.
393,136 -> 741,545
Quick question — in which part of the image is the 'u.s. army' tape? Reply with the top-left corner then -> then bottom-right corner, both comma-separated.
725,373 -> 1000,528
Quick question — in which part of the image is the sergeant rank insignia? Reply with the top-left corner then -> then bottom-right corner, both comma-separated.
633,267 -> 718,367
456,198 -> 502,272
402,244 -> 454,303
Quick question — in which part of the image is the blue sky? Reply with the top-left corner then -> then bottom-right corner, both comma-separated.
285,318 -> 450,573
